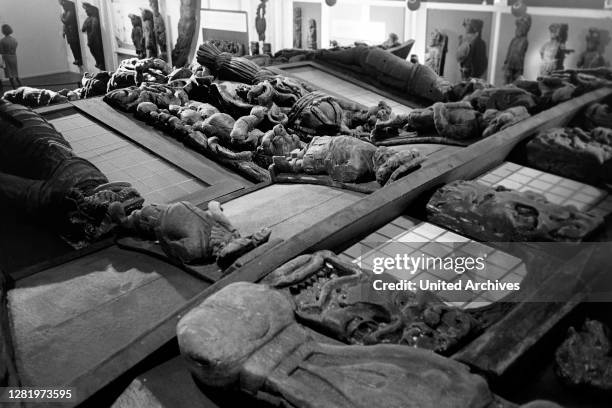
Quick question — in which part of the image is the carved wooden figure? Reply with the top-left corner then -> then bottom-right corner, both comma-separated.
540,23 -> 572,76
578,28 -> 608,69
457,19 -> 488,80
149,0 -> 167,61
503,15 -> 531,84
141,8 -> 158,58
171,0 -> 198,67
255,0 -> 267,42
128,14 -> 145,59
59,0 -> 82,66
307,19 -> 317,50
293,7 -> 302,49
81,2 -> 105,70
425,29 -> 448,76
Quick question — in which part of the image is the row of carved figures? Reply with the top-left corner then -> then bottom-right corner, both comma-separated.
425,16 -> 609,84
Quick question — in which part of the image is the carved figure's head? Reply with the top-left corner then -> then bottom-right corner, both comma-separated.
463,19 -> 483,36
586,28 -> 601,52
128,14 -> 142,28
288,91 -> 343,139
515,15 -> 532,37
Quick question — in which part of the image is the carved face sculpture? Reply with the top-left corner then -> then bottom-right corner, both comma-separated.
586,29 -> 601,52
263,251 -> 480,354
515,15 -> 531,37
429,30 -> 443,47
308,19 -> 316,35
463,19 -> 482,36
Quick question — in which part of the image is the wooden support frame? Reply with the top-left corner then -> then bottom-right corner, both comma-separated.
57,87 -> 612,406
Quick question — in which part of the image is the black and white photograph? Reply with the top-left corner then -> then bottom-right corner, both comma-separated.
1,0 -> 612,407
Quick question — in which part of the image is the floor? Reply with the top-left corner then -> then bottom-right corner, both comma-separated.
1,71 -> 82,92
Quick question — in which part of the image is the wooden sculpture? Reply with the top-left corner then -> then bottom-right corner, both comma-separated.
425,29 -> 448,76
457,19 -> 488,80
503,15 -> 531,84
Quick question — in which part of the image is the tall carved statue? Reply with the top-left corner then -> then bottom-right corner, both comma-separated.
577,28 -> 609,69
255,0 -> 267,42
503,14 -> 531,84
171,0 -> 197,67
293,7 -> 302,49
457,19 -> 487,80
128,14 -> 145,59
81,2 -> 105,70
59,0 -> 82,66
307,19 -> 317,50
540,23 -> 572,76
425,29 -> 448,76
149,0 -> 167,61
141,8 -> 158,58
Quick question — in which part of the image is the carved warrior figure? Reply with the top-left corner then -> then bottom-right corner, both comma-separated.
81,2 -> 105,70
255,0 -> 267,42
149,0 -> 167,61
294,7 -> 302,49
0,100 -> 143,245
262,251 -> 481,353
457,19 -> 488,80
427,180 -> 603,242
503,15 -> 531,84
110,201 -> 271,267
141,8 -> 157,58
540,23 -> 572,76
425,29 -> 448,76
314,46 -> 452,103
307,19 -> 317,50
577,28 -> 608,69
59,0 -> 82,66
177,282 -> 497,408
273,136 -> 424,186
171,0 -> 197,67
128,14 -> 145,59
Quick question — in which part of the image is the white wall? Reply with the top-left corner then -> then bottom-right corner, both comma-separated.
0,0 -> 71,78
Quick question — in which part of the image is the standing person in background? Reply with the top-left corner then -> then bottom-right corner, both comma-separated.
0,24 -> 22,90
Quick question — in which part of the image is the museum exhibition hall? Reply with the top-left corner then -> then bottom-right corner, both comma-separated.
0,0 -> 612,407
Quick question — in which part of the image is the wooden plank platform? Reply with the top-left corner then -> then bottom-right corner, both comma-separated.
9,246 -> 209,389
